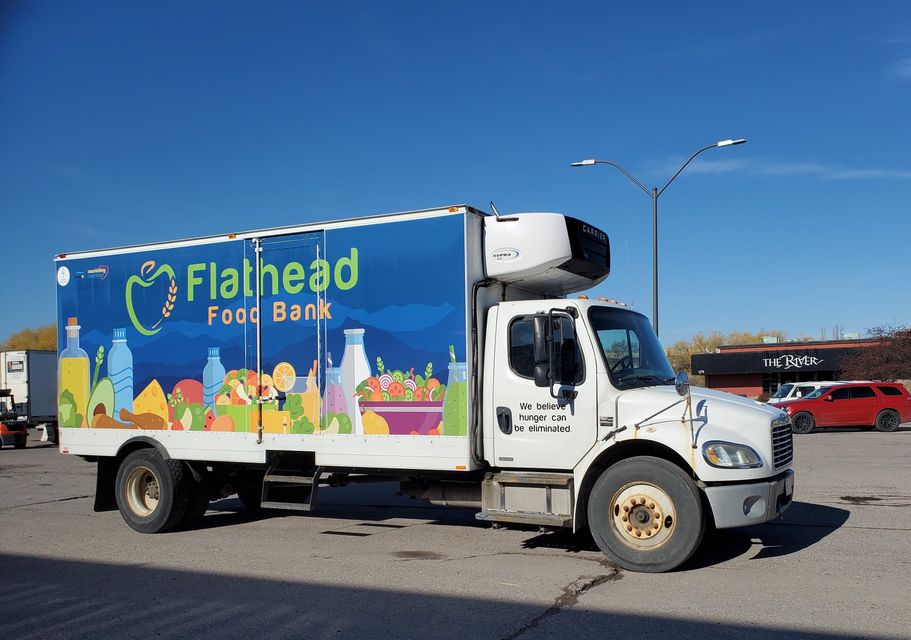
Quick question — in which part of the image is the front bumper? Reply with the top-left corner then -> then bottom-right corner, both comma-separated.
704,469 -> 794,529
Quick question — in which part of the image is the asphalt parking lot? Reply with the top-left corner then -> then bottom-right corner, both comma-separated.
1,427 -> 910,640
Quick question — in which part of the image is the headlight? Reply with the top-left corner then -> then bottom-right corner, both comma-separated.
702,441 -> 763,469
772,412 -> 790,426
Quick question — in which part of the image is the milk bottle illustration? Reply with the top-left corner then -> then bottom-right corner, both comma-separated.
203,347 -> 226,412
107,328 -> 134,414
340,329 -> 370,434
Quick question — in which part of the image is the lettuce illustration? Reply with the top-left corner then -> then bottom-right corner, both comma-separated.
59,389 -> 83,428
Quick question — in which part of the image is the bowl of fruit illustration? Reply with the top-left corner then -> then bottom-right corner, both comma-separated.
356,366 -> 446,436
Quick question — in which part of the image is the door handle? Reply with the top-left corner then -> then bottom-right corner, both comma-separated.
496,407 -> 513,435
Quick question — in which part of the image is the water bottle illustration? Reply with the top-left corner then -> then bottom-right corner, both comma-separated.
59,317 -> 90,428
340,329 -> 371,434
203,347 -> 226,412
443,346 -> 467,436
107,328 -> 134,415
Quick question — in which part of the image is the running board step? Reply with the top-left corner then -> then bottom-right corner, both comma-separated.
476,471 -> 574,528
261,466 -> 321,512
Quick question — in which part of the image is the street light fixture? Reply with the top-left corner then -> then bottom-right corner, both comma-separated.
571,138 -> 746,337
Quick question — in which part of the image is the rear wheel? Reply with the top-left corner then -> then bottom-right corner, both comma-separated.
115,449 -> 190,533
587,456 -> 704,573
791,412 -> 815,434
875,410 -> 900,433
14,436 -> 26,449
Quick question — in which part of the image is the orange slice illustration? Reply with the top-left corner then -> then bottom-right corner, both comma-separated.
272,362 -> 297,393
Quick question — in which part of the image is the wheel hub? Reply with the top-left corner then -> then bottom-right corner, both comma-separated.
611,483 -> 676,549
126,465 -> 161,518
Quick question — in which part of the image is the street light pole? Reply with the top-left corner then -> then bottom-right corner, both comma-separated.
571,139 -> 746,337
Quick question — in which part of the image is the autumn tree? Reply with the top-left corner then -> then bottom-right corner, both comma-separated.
2,324 -> 57,350
839,326 -> 911,381
665,329 -> 788,386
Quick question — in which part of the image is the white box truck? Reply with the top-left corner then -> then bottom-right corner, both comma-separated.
1,350 -> 58,437
54,205 -> 793,572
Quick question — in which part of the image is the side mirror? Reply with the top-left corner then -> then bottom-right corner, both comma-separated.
824,395 -> 834,402
533,314 -> 552,388
674,371 -> 690,397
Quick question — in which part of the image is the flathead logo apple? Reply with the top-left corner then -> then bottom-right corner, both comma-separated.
126,260 -> 178,336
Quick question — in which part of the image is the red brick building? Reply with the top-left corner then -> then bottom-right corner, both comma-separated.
691,338 -> 880,398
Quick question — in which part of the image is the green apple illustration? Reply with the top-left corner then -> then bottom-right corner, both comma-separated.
126,260 -> 178,336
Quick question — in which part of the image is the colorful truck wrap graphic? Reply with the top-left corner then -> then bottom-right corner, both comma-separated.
56,214 -> 469,439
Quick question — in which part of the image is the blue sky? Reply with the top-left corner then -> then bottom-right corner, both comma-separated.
2,1 -> 910,345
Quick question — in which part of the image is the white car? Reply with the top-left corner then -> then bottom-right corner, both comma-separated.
768,380 -> 869,403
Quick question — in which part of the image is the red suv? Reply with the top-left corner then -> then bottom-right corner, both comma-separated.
772,382 -> 911,434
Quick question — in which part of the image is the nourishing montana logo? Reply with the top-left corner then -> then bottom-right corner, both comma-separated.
126,260 -> 178,336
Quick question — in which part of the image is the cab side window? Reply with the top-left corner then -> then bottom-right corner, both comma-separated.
509,316 -> 584,385
850,386 -> 875,399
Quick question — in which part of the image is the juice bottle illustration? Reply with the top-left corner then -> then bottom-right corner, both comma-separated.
107,328 -> 134,415
301,360 -> 321,427
323,366 -> 348,416
442,359 -> 467,437
340,328 -> 371,433
203,347 -> 226,412
59,317 -> 90,428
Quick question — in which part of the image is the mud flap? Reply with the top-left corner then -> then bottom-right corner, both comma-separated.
94,457 -> 119,512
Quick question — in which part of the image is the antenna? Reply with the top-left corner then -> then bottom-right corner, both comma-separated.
489,201 -> 502,219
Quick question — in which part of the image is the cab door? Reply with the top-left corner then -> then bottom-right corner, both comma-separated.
491,305 -> 598,470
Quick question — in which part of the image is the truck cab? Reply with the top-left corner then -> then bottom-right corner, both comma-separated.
478,296 -> 793,571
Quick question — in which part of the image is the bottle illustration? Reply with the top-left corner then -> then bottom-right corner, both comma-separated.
442,351 -> 467,436
59,317 -> 90,428
107,328 -> 134,415
340,328 -> 371,434
324,365 -> 348,417
203,347 -> 226,412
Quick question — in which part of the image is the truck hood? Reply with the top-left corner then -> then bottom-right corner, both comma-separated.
616,384 -> 784,421
612,384 -> 789,481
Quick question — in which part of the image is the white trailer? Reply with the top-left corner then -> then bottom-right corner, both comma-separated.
55,205 -> 794,572
1,350 -> 57,427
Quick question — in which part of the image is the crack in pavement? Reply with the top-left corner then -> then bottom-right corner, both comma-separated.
501,565 -> 623,640
0,495 -> 93,512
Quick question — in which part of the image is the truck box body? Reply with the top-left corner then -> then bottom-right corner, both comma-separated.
56,207 -> 482,470
1,349 -> 57,424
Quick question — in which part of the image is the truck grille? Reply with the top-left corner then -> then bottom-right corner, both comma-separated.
772,422 -> 793,469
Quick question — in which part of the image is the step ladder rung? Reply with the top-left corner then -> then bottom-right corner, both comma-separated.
264,474 -> 316,484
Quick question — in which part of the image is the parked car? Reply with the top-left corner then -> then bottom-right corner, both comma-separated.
772,382 -> 911,434
767,380 -> 872,403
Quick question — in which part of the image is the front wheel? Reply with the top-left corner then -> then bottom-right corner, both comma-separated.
875,410 -> 900,433
587,456 -> 704,573
791,412 -> 815,434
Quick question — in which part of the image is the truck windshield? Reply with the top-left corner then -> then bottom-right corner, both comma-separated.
588,307 -> 675,389
771,384 -> 793,400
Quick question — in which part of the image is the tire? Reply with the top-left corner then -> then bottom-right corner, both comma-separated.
14,437 -> 26,449
587,456 -> 704,573
178,464 -> 210,528
875,410 -> 901,433
115,449 -> 191,533
791,412 -> 815,434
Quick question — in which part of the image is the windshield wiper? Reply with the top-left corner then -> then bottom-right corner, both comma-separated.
618,374 -> 674,386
